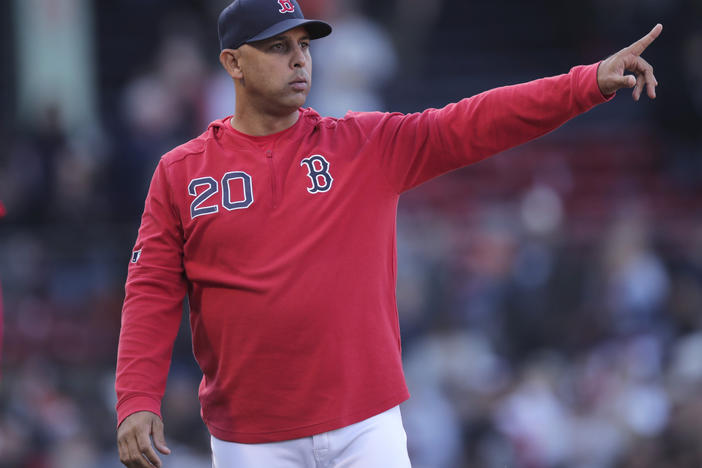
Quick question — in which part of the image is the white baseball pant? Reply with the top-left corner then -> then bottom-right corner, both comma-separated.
211,405 -> 412,467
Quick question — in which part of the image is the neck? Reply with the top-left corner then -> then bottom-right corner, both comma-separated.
230,99 -> 301,136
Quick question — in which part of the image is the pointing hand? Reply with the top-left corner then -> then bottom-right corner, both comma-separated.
597,24 -> 662,100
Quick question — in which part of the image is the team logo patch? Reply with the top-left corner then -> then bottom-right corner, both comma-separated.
301,155 -> 333,193
131,249 -> 142,263
277,0 -> 295,13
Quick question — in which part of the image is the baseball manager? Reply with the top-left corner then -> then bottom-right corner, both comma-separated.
115,0 -> 662,466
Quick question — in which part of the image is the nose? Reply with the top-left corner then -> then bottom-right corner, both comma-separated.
291,44 -> 307,69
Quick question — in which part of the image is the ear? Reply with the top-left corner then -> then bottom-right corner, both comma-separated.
219,49 -> 243,80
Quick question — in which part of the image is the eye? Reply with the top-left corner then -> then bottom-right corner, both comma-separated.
300,41 -> 310,49
270,42 -> 285,51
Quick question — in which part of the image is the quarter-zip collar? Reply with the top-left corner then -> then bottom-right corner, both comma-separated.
212,108 -> 317,148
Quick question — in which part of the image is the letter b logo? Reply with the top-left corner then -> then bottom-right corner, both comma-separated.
301,155 -> 333,193
277,0 -> 295,13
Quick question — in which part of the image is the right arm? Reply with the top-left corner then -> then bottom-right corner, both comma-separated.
115,160 -> 186,467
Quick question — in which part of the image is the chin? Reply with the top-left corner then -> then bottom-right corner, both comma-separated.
288,95 -> 307,109
270,91 -> 308,114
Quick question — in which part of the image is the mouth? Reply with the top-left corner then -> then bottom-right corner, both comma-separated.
289,78 -> 308,91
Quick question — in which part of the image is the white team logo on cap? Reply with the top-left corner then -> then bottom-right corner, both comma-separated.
277,0 -> 295,13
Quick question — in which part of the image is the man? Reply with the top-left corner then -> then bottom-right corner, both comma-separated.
115,0 -> 661,466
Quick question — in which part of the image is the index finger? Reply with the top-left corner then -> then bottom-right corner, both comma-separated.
627,23 -> 663,56
136,433 -> 163,468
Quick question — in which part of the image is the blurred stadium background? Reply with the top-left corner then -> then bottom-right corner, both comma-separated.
0,0 -> 701,466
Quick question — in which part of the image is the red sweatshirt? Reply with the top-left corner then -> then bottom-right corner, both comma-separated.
116,63 -> 611,443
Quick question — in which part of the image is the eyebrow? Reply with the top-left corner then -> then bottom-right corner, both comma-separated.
269,33 -> 311,42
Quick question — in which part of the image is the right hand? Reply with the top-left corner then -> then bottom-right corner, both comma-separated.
117,411 -> 171,467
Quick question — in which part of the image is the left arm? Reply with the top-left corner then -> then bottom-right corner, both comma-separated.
362,62 -> 610,193
360,24 -> 662,193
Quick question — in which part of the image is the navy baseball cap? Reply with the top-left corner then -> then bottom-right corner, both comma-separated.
218,0 -> 332,50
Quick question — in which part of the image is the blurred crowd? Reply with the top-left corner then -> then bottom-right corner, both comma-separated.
0,0 -> 701,467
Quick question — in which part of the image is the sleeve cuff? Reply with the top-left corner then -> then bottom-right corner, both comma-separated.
116,395 -> 162,428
